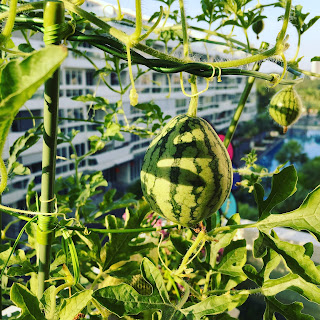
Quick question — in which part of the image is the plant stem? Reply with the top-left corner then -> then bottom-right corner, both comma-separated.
187,75 -> 199,117
223,42 -> 268,149
208,222 -> 257,236
175,230 -> 206,275
179,0 -> 188,58
0,0 -> 17,45
276,0 -> 292,45
37,0 -> 64,299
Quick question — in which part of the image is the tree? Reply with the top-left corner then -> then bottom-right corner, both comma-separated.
275,140 -> 309,165
299,156 -> 320,190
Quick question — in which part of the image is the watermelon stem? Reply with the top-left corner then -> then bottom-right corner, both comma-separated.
208,222 -> 257,236
175,230 -> 207,276
187,74 -> 199,117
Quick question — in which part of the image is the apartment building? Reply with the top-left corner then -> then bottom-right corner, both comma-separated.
2,1 -> 257,208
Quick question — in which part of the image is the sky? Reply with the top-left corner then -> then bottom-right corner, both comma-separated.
94,0 -> 320,72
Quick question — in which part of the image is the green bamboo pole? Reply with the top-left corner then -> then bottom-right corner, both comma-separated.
37,0 -> 64,298
223,42 -> 269,149
0,196 -> 2,320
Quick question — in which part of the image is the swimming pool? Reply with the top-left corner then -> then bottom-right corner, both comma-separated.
257,128 -> 320,171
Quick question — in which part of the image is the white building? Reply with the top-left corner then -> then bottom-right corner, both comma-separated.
311,60 -> 320,80
2,1 -> 257,208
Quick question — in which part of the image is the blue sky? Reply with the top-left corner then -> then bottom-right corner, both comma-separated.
100,1 -> 320,71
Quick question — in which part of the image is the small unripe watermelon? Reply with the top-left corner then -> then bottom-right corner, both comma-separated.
252,20 -> 264,39
268,86 -> 302,133
141,115 -> 233,227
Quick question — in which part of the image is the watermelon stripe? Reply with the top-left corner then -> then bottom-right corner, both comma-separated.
269,86 -> 302,128
141,115 -> 233,227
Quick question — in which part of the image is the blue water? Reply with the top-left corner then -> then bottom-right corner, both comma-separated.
258,128 -> 320,171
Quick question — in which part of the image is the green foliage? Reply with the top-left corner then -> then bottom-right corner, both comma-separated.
0,1 -> 320,319
237,202 -> 258,220
0,46 -> 67,155
299,156 -> 320,190
10,283 -> 45,320
275,140 -> 308,165
93,258 -> 248,319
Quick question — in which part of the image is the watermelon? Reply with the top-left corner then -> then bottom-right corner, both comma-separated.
141,115 -> 233,227
268,86 -> 302,133
252,20 -> 264,39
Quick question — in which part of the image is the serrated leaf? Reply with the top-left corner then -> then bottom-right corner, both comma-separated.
255,165 -> 297,219
40,286 -> 57,319
94,258 -> 247,319
214,240 -> 247,291
182,292 -> 248,320
59,289 -> 93,320
264,296 -> 314,320
255,231 -> 320,285
0,45 -> 67,155
102,200 -> 151,271
141,258 -> 170,304
7,124 -> 42,175
209,213 -> 241,268
0,247 -> 35,276
217,240 -> 247,278
108,261 -> 141,279
262,273 -> 320,304
10,283 -> 45,320
256,185 -> 320,240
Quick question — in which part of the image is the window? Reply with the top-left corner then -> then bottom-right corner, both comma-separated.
103,167 -> 117,183
30,161 -> 42,173
11,110 -> 41,132
110,72 -> 119,85
175,99 -> 186,108
86,70 -> 96,86
65,69 -> 82,85
130,156 -> 144,181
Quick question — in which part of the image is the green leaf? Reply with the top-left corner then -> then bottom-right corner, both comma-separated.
40,286 -> 57,319
10,283 -> 46,320
102,199 -> 151,271
94,258 -> 175,317
94,258 -> 247,319
262,273 -> 320,304
59,289 -> 93,320
183,292 -> 248,320
255,230 -> 320,285
311,56 -> 320,62
7,124 -> 42,176
215,240 -> 247,290
256,185 -> 320,240
208,213 -> 241,268
141,258 -> 170,303
0,45 -> 67,154
108,261 -> 141,279
255,165 -> 297,219
0,246 -> 35,277
94,188 -> 136,220
264,296 -> 314,320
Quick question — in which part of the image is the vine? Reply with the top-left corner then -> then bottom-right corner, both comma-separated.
0,0 -> 319,319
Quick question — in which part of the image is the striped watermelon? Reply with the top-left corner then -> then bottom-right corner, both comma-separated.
268,86 -> 302,133
141,115 -> 233,227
